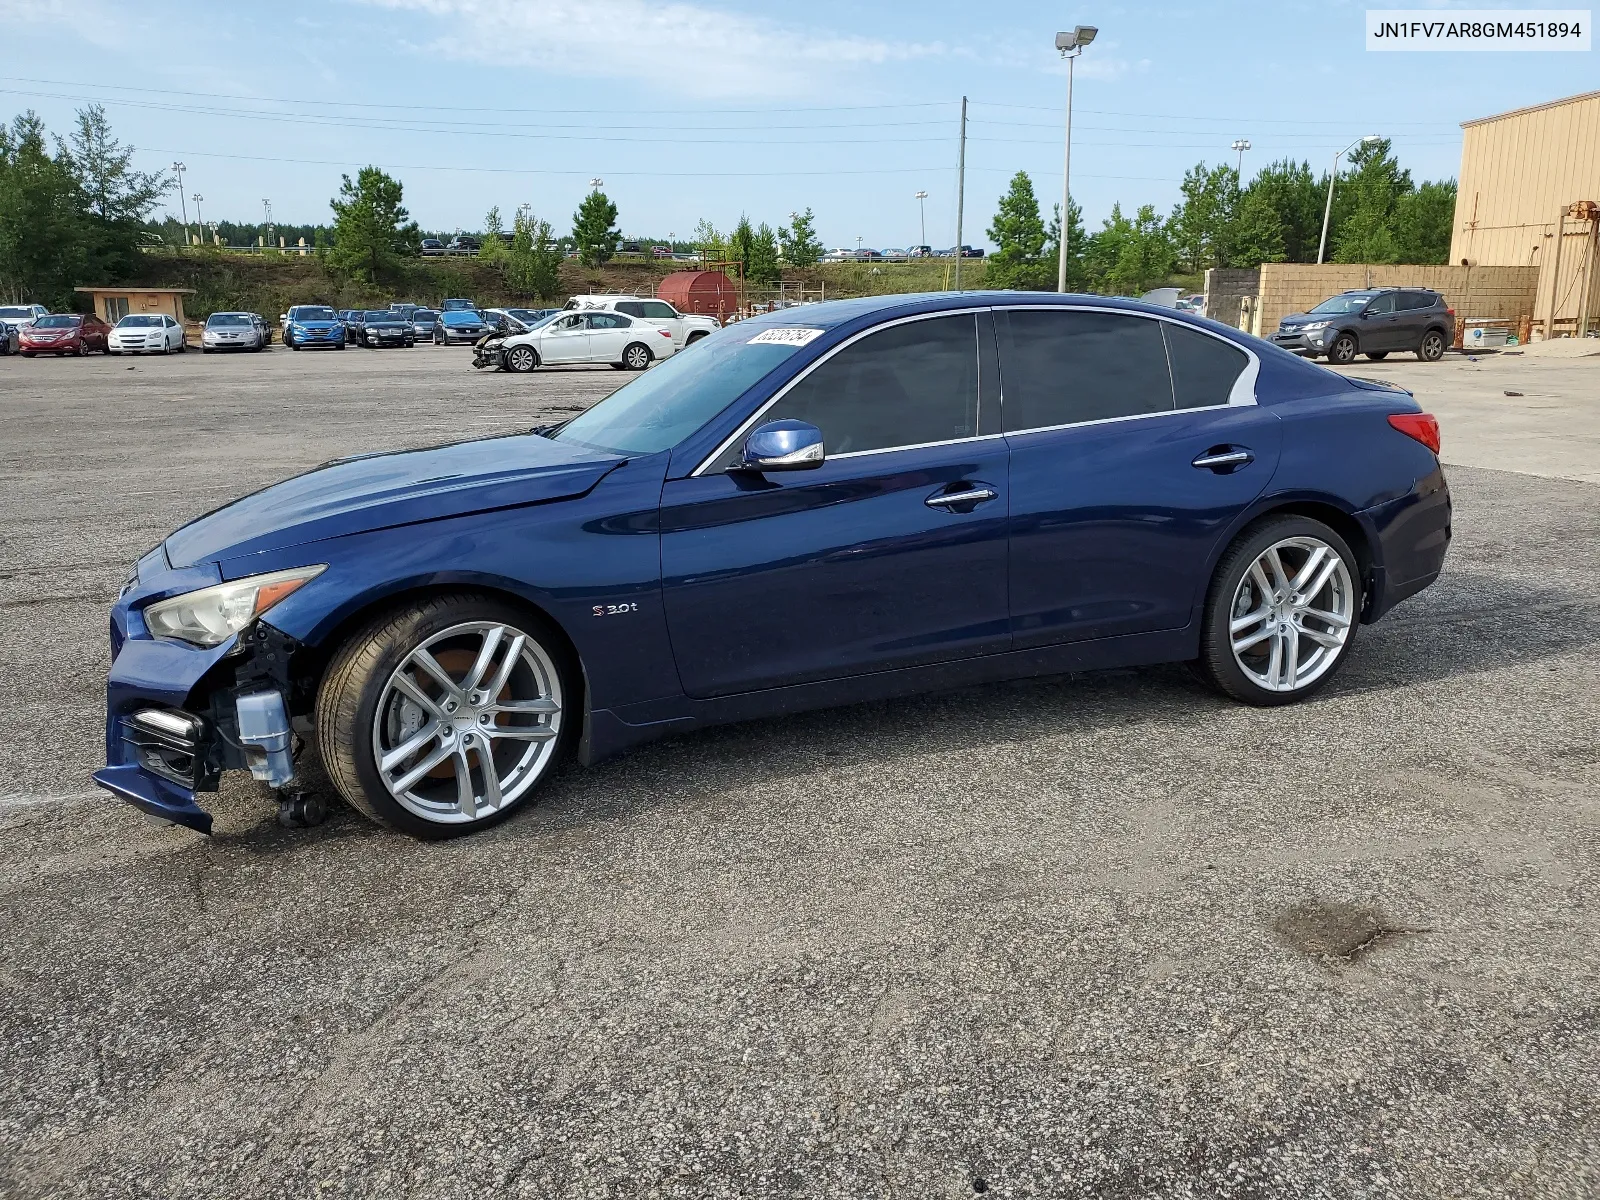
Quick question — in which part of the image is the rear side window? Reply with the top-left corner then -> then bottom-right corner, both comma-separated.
1397,291 -> 1435,310
615,302 -> 645,317
738,313 -> 979,458
1163,324 -> 1248,409
999,309 -> 1173,431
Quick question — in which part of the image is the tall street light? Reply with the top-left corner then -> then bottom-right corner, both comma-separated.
1054,25 -> 1097,293
192,194 -> 204,245
262,198 -> 273,249
589,177 -> 604,190
914,190 -> 928,247
1317,134 -> 1382,264
171,162 -> 187,245
1231,138 -> 1251,176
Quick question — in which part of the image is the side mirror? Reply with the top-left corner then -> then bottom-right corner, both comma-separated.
1359,310 -> 1373,319
735,419 -> 825,472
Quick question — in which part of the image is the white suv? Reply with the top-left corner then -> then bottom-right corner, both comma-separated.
562,295 -> 719,350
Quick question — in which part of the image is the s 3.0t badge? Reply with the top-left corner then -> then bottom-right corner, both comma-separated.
593,602 -> 640,617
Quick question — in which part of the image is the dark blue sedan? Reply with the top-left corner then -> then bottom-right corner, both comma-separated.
95,293 -> 1450,838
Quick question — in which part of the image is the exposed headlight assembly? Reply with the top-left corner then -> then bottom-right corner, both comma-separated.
143,566 -> 326,646
1300,320 -> 1331,331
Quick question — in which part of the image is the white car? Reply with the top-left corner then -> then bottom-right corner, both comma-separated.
0,304 -> 47,334
563,295 -> 720,350
498,310 -> 675,373
108,314 -> 187,355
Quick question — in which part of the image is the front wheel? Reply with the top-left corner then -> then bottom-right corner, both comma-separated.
505,344 -> 537,373
1327,333 -> 1358,365
1193,515 -> 1360,706
1418,330 -> 1445,362
1364,351 -> 1388,361
316,594 -> 573,838
622,342 -> 652,370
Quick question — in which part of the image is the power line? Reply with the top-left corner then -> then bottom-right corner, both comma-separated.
969,100 -> 1456,128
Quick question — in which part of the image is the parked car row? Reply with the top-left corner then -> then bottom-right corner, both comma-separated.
821,245 -> 977,262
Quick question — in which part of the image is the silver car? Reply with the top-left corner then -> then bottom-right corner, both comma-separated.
409,308 -> 439,340
200,311 -> 269,352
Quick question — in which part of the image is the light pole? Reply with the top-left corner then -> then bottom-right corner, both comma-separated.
1054,25 -> 1097,293
1317,135 -> 1382,264
915,190 -> 928,247
171,162 -> 187,246
589,177 -> 603,190
192,194 -> 203,245
262,198 -> 273,249
1231,138 -> 1251,177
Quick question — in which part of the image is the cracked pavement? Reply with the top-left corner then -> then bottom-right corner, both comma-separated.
1,346 -> 1597,1198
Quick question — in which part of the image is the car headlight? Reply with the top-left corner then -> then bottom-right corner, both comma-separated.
143,566 -> 326,646
1300,320 -> 1331,332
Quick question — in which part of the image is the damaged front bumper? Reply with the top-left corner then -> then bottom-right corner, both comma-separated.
93,548 -> 309,834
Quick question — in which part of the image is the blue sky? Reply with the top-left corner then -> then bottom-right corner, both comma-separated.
1,0 -> 1593,247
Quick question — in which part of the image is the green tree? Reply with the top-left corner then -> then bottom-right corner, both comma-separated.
327,166 -> 420,281
1168,162 -> 1240,273
1098,203 -> 1175,295
1240,159 -> 1323,263
572,189 -> 620,267
1230,186 -> 1287,267
1044,194 -> 1087,291
0,112 -> 88,306
986,170 -> 1051,289
779,207 -> 822,267
748,221 -> 781,286
507,208 -> 562,300
60,104 -> 168,283
1332,139 -> 1412,264
479,205 -> 508,264
1393,179 -> 1457,264
728,214 -> 755,278
692,218 -> 725,263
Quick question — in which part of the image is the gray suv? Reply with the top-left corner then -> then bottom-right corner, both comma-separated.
1271,288 -> 1455,365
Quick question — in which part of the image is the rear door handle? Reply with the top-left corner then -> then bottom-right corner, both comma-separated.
926,486 -> 998,510
1192,449 -> 1254,470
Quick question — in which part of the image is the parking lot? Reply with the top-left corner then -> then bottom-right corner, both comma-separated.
2,343 -> 1598,1198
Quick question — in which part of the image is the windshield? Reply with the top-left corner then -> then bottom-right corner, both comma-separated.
117,315 -> 163,327
364,311 -> 402,321
206,313 -> 251,327
444,309 -> 480,320
292,307 -> 338,322
0,307 -> 36,319
34,315 -> 80,328
553,327 -> 808,456
1308,294 -> 1374,315
442,299 -> 474,311
412,310 -> 438,321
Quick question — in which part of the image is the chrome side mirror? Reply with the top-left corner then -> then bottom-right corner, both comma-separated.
736,419 -> 825,472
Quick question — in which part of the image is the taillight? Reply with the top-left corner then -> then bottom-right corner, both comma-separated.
1388,412 -> 1440,455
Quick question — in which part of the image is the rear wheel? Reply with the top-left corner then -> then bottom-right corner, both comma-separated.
1194,515 -> 1360,706
622,342 -> 652,370
505,344 -> 537,373
1327,333 -> 1358,365
1364,351 -> 1388,361
1418,329 -> 1445,362
316,594 -> 574,838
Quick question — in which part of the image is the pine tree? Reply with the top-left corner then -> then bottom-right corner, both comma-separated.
1045,195 -> 1087,291
1229,187 -> 1287,267
779,207 -> 822,267
479,205 -> 508,264
728,214 -> 755,278
986,171 -> 1050,289
748,222 -> 781,286
572,189 -> 620,267
327,166 -> 420,282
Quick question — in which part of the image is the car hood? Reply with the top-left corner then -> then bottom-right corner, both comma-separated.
290,319 -> 342,329
165,434 -> 624,568
1279,311 -> 1350,326
440,312 -> 483,325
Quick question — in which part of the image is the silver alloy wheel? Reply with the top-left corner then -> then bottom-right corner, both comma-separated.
507,345 -> 536,372
1229,536 -> 1355,693
371,620 -> 563,824
624,343 -> 651,369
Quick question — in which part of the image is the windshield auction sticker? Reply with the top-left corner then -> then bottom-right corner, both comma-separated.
748,328 -> 826,346
1367,9 -> 1590,49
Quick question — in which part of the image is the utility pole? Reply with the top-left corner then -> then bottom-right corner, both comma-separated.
1318,135 -> 1381,264
915,190 -> 928,247
172,162 -> 187,245
262,198 -> 273,250
953,96 -> 967,291
192,194 -> 204,245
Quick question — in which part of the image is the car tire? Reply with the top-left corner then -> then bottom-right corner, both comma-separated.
1364,351 -> 1388,361
685,331 -> 708,344
1193,515 -> 1361,707
21,352 -> 34,358
1418,330 -> 1446,362
177,338 -> 186,353
1327,333 -> 1358,365
202,347 -> 213,354
505,344 -> 538,373
316,593 -> 575,839
290,340 -> 301,351
622,342 -> 653,370
336,341 -> 346,350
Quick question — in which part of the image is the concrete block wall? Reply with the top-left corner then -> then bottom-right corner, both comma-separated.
1202,268 -> 1260,330
1255,264 -> 1540,333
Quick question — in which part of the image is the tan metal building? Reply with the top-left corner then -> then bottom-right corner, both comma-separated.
1450,90 -> 1600,337
74,286 -> 195,326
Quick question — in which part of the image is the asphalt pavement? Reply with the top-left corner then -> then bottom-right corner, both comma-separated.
1,344 -> 1597,1199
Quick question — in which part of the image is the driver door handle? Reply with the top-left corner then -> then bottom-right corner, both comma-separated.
926,486 -> 998,509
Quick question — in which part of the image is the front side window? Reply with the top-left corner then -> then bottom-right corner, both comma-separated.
641,301 -> 677,319
1365,293 -> 1396,316
999,310 -> 1173,432
732,313 -> 980,460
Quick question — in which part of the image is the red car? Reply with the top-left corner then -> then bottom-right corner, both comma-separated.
20,313 -> 112,357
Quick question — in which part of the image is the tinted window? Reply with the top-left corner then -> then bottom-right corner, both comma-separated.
1164,324 -> 1248,409
641,301 -> 677,319
614,302 -> 645,317
740,313 -> 979,459
34,315 -> 80,328
589,313 -> 628,329
1397,291 -> 1434,311
207,314 -> 251,327
1365,293 -> 1396,315
999,310 -> 1173,431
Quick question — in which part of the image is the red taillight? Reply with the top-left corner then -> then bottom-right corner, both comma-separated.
1388,412 -> 1440,455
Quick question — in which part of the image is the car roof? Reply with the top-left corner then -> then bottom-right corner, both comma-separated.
733,290 -> 1215,333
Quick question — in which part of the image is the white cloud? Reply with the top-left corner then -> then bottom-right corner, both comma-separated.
351,0 -> 947,98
